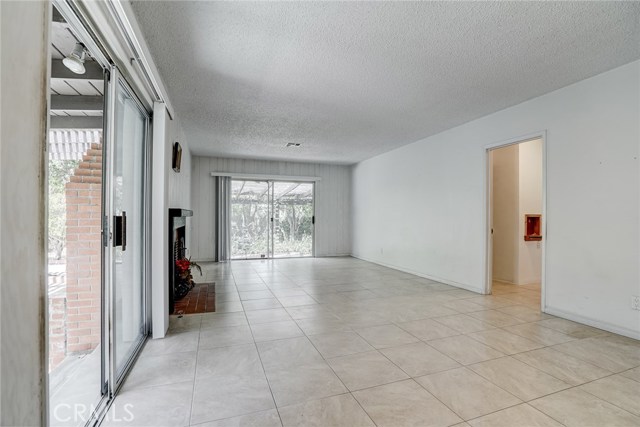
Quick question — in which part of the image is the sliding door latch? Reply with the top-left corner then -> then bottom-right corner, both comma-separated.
113,211 -> 127,251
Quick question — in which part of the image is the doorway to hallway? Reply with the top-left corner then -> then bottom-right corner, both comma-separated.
486,135 -> 545,308
230,180 -> 315,259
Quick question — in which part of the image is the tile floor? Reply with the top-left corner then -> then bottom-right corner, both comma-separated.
104,257 -> 640,427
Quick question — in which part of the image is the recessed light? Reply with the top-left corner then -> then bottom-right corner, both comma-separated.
286,143 -> 301,147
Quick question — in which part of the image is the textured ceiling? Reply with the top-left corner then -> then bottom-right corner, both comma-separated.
130,1 -> 640,164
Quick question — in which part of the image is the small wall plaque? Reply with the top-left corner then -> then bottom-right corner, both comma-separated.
172,142 -> 182,172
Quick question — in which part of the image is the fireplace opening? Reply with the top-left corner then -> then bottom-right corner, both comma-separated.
174,226 -> 186,261
169,209 -> 193,313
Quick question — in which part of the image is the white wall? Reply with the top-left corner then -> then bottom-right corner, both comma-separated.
353,60 -> 640,338
491,144 -> 519,283
168,124 -> 192,210
151,105 -> 192,338
151,105 -> 168,338
0,1 -> 49,423
167,116 -> 192,257
191,157 -> 351,260
517,139 -> 543,285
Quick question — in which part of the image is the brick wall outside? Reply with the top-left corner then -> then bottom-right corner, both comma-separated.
48,294 -> 66,371
64,143 -> 102,355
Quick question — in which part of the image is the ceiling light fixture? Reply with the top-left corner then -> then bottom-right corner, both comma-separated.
63,42 -> 87,74
286,143 -> 301,147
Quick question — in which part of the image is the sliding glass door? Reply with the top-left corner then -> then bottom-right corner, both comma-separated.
272,182 -> 314,257
230,180 -> 271,259
47,3 -> 150,425
107,73 -> 149,381
230,180 -> 314,259
47,65 -> 150,426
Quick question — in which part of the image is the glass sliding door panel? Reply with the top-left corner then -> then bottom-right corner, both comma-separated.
272,182 -> 314,258
47,5 -> 107,424
47,135 -> 105,426
230,180 -> 270,259
111,80 -> 147,377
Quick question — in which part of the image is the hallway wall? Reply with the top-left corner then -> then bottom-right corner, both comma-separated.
491,144 -> 520,283
352,60 -> 640,338
517,139 -> 543,285
190,157 -> 351,260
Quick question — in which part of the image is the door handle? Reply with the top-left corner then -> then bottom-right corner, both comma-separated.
113,211 -> 127,251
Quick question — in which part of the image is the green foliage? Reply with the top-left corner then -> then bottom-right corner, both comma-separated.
231,194 -> 270,257
231,194 -> 313,258
48,159 -> 78,259
273,202 -> 313,256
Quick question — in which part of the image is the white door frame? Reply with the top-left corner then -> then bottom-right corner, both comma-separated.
483,131 -> 548,312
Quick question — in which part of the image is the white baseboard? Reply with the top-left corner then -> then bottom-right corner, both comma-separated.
543,306 -> 640,340
351,254 -> 485,294
315,253 -> 352,258
192,254 -> 352,263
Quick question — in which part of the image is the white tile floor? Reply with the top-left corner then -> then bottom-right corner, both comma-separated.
104,257 -> 640,426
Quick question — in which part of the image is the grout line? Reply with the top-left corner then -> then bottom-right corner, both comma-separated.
242,300 -> 283,426
188,407 -> 278,427
186,326 -> 202,426
463,401 -> 569,426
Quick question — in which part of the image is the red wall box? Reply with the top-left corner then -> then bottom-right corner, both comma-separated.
524,214 -> 542,241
